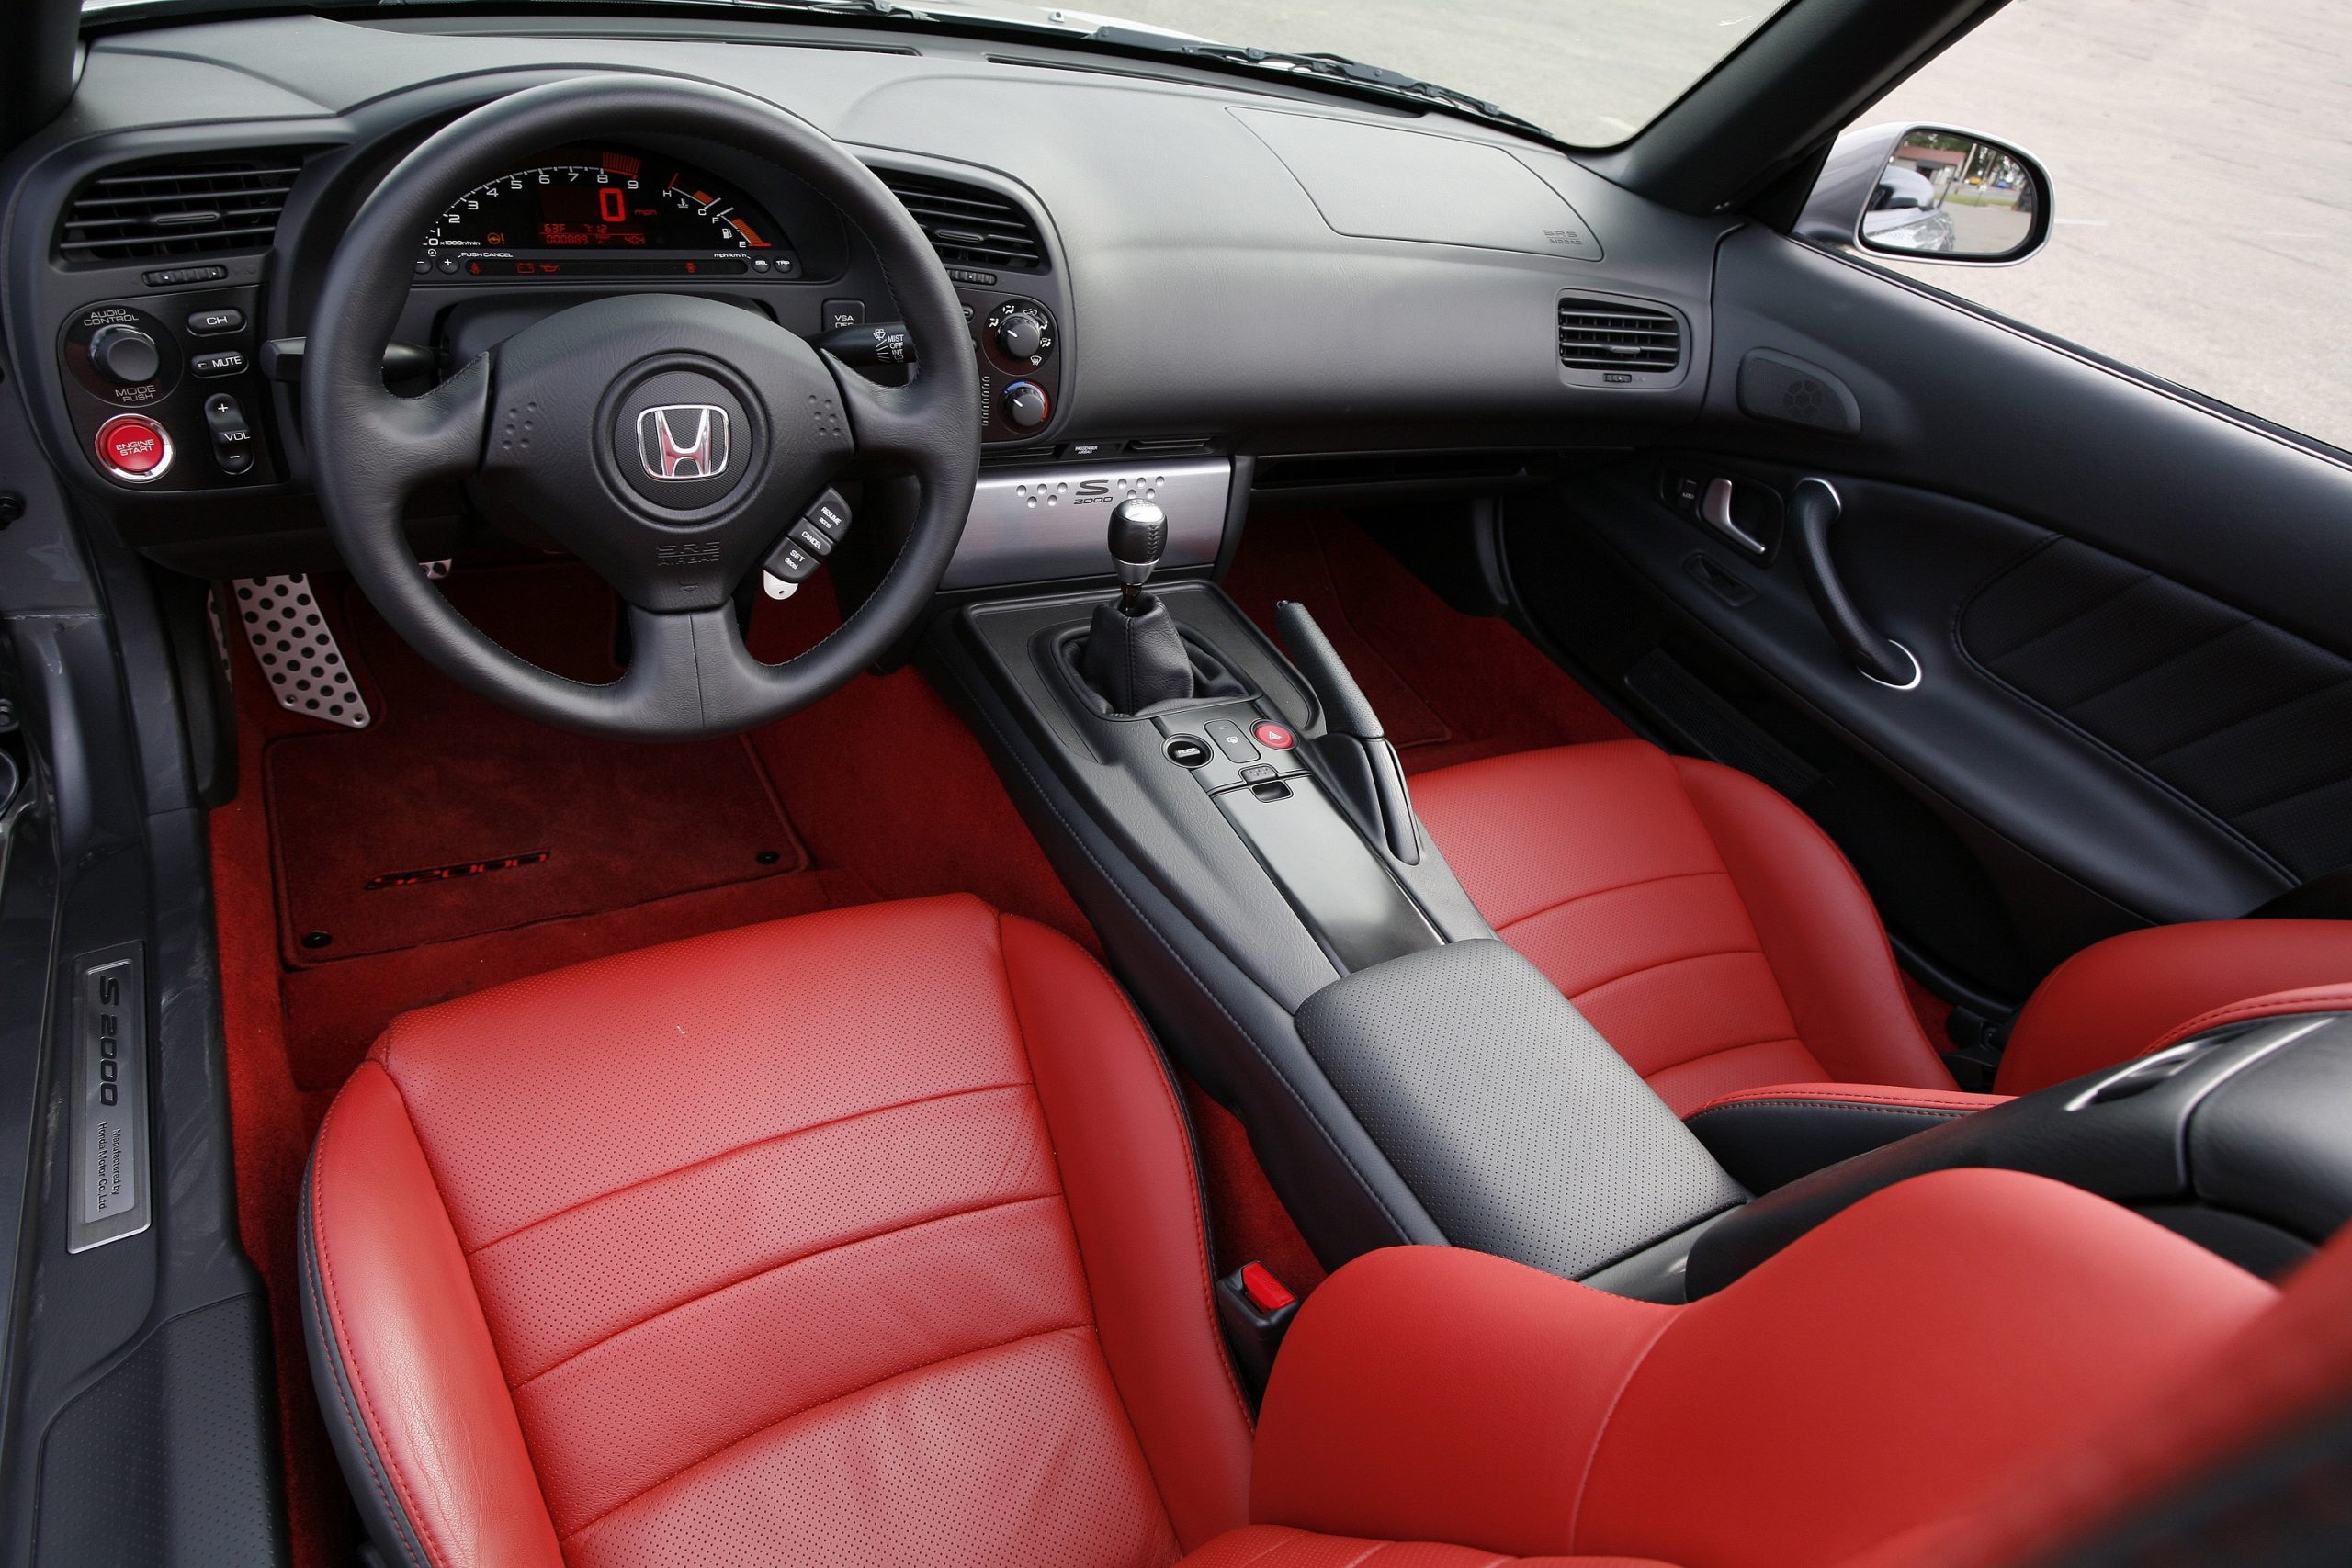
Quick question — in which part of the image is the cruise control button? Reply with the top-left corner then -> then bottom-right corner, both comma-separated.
1251,721 -> 1295,750
1238,762 -> 1279,784
1163,735 -> 1212,768
186,306 -> 245,336
789,521 -> 834,558
763,541 -> 820,582
1203,718 -> 1260,763
96,413 -> 172,481
801,488 -> 852,538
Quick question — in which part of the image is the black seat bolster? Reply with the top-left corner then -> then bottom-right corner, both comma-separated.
1684,1085 -> 2007,1195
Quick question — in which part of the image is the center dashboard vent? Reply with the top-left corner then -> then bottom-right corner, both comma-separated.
1557,296 -> 1683,377
59,152 -> 306,265
873,169 -> 1046,272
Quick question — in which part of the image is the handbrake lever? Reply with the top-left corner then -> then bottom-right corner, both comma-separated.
1273,600 -> 1421,864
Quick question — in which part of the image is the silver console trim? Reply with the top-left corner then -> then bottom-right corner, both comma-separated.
943,457 -> 1230,590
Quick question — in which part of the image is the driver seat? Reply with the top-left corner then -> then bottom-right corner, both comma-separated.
300,895 -> 1253,1566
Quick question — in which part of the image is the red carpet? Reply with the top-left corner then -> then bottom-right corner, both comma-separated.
266,568 -> 808,968
1222,511 -> 1632,771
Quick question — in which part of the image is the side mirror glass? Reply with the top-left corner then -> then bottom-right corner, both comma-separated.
1798,123 -> 2052,265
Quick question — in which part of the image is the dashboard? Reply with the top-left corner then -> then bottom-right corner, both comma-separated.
0,10 -> 1728,582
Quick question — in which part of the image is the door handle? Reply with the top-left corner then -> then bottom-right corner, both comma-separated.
1787,478 -> 1919,689
1699,477 -> 1769,554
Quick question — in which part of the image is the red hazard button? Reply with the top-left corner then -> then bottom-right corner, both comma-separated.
1251,721 -> 1295,750
96,414 -> 172,481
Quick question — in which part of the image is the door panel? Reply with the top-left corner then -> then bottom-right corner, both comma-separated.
1960,536 -> 2352,886
1509,226 -> 2352,1005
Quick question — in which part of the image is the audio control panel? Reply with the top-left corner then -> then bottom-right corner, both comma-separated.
57,287 -> 277,491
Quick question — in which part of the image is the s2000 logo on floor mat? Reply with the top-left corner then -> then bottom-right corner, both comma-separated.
365,851 -> 551,892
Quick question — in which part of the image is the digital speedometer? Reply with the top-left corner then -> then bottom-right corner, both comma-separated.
417,148 -> 798,279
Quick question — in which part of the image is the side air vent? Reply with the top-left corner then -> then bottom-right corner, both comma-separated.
874,169 -> 1047,272
1557,296 -> 1684,378
59,153 -> 305,264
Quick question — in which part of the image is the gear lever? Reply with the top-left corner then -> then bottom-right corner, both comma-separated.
1080,497 -> 1196,713
1108,497 -> 1168,611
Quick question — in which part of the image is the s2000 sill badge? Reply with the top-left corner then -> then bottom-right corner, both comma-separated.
68,942 -> 150,1254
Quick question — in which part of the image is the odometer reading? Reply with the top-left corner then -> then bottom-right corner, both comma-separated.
420,148 -> 797,279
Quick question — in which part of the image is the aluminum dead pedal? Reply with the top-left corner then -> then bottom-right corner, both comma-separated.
229,574 -> 372,728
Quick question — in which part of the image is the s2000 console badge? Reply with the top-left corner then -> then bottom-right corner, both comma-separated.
637,404 -> 730,480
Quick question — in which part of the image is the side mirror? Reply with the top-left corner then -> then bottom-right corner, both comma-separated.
1798,123 -> 2052,265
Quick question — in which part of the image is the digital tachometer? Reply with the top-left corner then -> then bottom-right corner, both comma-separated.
418,147 -> 797,278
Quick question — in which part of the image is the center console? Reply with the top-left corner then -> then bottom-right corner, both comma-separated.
932,507 -> 1757,1294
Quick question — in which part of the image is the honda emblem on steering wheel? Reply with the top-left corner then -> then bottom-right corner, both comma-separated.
636,404 -> 729,479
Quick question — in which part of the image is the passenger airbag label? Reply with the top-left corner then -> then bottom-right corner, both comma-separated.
69,942 -> 150,1253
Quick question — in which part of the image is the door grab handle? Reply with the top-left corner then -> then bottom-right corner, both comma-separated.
1700,477 -> 1769,554
1787,478 -> 1919,689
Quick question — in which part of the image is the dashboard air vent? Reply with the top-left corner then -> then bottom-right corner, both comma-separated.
59,153 -> 305,264
874,169 -> 1046,272
1557,297 -> 1682,375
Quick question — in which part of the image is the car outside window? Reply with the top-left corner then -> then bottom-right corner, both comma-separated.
1076,0 -> 1798,147
1859,0 -> 2352,454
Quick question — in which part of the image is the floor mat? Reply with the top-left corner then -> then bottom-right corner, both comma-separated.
264,567 -> 807,965
1222,510 -> 1633,773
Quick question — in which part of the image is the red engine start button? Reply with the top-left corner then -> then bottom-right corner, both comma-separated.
1251,721 -> 1295,750
96,414 -> 172,482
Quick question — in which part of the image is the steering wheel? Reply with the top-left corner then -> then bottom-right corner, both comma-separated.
304,76 -> 980,739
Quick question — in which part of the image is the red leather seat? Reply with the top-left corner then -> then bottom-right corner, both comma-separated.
1412,740 -> 2352,1111
302,893 -> 2352,1568
301,896 -> 1252,1567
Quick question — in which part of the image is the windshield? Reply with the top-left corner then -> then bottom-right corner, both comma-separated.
82,0 -> 1795,148
1093,2 -> 1796,145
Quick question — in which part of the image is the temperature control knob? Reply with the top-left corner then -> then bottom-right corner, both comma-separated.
1002,380 -> 1050,431
88,323 -> 162,385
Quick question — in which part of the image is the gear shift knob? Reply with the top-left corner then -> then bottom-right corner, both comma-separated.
1107,497 -> 1168,610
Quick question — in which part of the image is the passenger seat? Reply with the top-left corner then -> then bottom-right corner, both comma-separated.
1412,739 -> 2352,1112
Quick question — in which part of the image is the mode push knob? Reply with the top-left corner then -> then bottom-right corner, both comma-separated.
89,323 -> 162,385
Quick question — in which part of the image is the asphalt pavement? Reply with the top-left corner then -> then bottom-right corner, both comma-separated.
1100,0 -> 2352,451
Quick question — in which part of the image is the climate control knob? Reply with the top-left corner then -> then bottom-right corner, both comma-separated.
994,310 -> 1046,361
1002,380 -> 1050,431
88,323 -> 162,385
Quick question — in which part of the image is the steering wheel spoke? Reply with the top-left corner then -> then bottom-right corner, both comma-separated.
823,354 -> 954,465
374,351 -> 495,494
